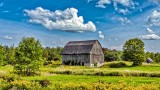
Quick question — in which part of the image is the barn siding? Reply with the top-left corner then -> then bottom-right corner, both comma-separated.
90,41 -> 104,64
62,40 -> 104,66
62,54 -> 90,65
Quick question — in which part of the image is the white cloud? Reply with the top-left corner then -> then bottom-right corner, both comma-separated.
2,35 -> 13,40
118,8 -> 129,15
118,17 -> 132,25
147,10 -> 160,27
96,0 -> 111,8
112,16 -> 132,25
146,28 -> 155,34
150,0 -> 160,5
140,34 -> 160,40
113,0 -> 136,15
94,0 -> 138,15
24,7 -> 96,32
139,28 -> 160,40
111,44 -> 122,50
113,2 -> 130,15
113,0 -> 135,7
98,31 -> 105,40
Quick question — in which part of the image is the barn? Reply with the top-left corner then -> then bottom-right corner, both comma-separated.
62,40 -> 104,66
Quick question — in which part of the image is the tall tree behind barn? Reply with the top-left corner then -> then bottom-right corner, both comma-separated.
62,40 -> 104,66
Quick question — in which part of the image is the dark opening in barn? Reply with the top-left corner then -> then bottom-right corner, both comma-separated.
62,40 -> 104,67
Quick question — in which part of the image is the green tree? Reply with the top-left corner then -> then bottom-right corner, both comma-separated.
104,49 -> 122,62
123,38 -> 145,66
4,45 -> 15,65
14,37 -> 43,76
0,45 -> 5,66
155,53 -> 160,63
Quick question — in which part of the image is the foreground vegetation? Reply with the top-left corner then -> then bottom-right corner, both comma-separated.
1,78 -> 160,90
0,37 -> 160,89
0,62 -> 160,89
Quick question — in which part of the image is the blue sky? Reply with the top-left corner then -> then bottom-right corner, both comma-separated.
1,0 -> 160,52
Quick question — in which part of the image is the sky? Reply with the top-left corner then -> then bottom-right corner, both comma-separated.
1,0 -> 160,52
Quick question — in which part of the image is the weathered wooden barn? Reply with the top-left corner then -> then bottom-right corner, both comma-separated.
62,40 -> 104,66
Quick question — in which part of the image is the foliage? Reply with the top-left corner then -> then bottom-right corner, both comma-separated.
2,74 -> 20,82
42,47 -> 63,65
123,38 -> 145,66
1,79 -> 160,90
104,62 -> 128,68
50,81 -> 160,90
103,48 -> 122,62
1,79 -> 41,90
155,52 -> 160,63
0,44 -> 5,66
146,52 -> 160,63
4,45 -> 15,65
39,79 -> 51,87
14,37 -> 43,76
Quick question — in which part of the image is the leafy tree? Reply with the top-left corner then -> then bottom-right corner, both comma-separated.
42,47 -> 63,65
155,52 -> 160,63
104,48 -> 122,62
14,37 -> 43,76
4,45 -> 15,65
0,45 -> 5,66
123,38 -> 145,66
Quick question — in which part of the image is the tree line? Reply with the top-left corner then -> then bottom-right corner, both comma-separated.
0,37 -> 63,75
104,38 -> 160,65
0,37 -> 159,75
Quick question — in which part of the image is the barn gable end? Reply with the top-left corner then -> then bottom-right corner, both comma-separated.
62,40 -> 104,66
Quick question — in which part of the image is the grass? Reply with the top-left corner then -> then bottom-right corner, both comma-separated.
41,61 -> 160,72
0,62 -> 160,86
22,74 -> 160,85
0,65 -> 13,72
40,62 -> 160,77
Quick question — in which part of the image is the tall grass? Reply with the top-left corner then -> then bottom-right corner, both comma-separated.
1,78 -> 160,90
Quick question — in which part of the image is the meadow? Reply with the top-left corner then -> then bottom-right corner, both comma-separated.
0,61 -> 160,89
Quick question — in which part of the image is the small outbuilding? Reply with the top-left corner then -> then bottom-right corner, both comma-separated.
62,40 -> 104,66
146,58 -> 153,63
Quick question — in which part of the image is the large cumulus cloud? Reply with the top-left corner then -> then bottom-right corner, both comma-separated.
24,7 -> 96,32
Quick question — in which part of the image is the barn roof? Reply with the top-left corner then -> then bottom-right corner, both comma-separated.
62,40 -> 99,54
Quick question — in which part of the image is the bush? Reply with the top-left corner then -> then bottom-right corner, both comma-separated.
102,62 -> 128,68
43,61 -> 52,65
1,80 -> 41,90
109,62 -> 127,68
0,70 -> 6,78
2,74 -> 20,82
39,79 -> 51,87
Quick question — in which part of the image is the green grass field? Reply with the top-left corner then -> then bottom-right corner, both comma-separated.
0,62 -> 160,89
22,75 -> 160,85
0,62 -> 160,84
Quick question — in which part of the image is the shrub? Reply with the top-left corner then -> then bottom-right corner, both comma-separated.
43,61 -> 52,65
102,62 -> 128,68
1,80 -> 41,90
0,70 -> 6,78
2,74 -> 20,82
108,62 -> 127,68
39,79 -> 51,87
